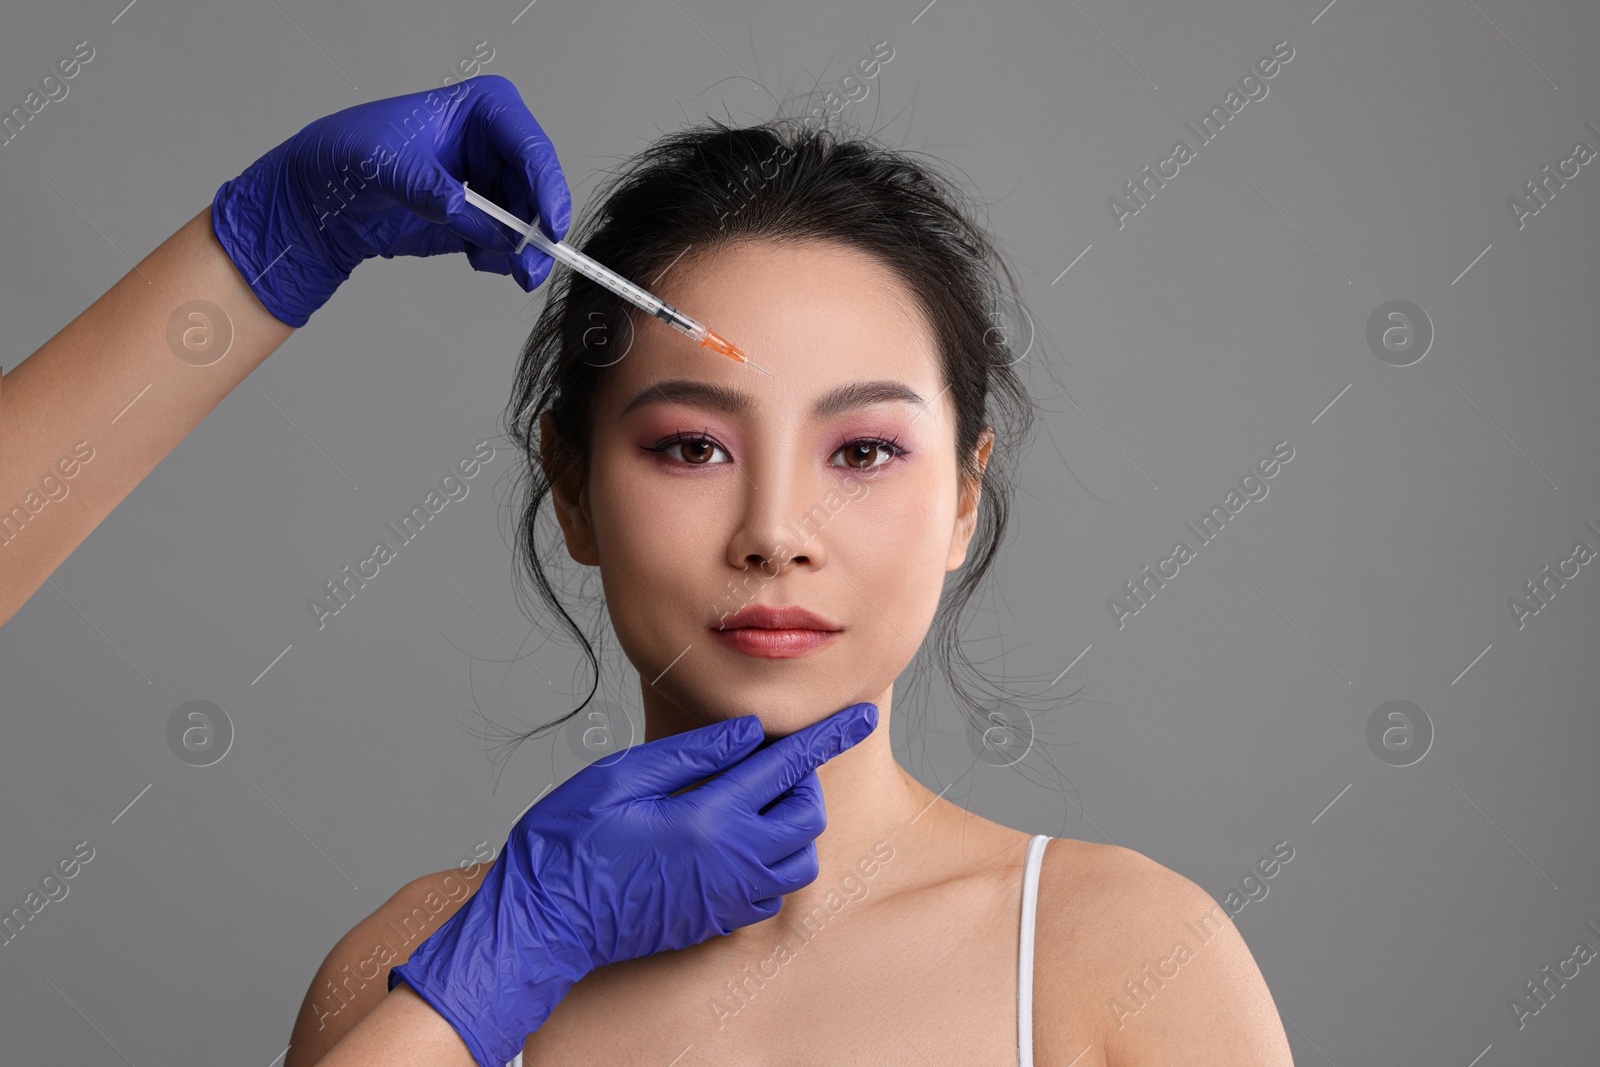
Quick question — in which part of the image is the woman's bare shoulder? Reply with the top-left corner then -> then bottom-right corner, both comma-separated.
1031,838 -> 1294,1065
340,870 -> 483,953
1032,838 -> 1228,968
284,865 -> 489,1067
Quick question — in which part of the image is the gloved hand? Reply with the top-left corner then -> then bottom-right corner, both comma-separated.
211,74 -> 569,328
387,701 -> 879,1067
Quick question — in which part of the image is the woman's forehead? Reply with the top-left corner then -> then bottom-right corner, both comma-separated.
603,239 -> 944,412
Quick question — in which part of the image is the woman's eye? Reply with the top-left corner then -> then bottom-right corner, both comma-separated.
650,436 -> 898,469
657,436 -> 729,465
831,440 -> 900,470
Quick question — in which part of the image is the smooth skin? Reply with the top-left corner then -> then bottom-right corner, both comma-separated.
290,239 -> 1294,1066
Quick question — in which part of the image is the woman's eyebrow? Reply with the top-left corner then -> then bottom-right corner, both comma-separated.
621,379 -> 927,418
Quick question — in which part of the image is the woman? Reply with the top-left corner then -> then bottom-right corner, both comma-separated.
1,76 -> 1292,1064
286,84 -> 1293,1065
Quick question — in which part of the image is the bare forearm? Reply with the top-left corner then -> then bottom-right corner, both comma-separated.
314,984 -> 476,1067
0,203 -> 294,625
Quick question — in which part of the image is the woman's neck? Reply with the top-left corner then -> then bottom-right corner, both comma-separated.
641,683 -> 936,927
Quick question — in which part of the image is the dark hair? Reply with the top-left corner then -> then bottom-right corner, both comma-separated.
489,114 -> 1066,777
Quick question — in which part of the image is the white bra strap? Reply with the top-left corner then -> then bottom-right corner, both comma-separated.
1018,834 -> 1050,1067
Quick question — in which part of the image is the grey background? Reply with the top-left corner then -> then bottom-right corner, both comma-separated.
1,0 -> 1597,1062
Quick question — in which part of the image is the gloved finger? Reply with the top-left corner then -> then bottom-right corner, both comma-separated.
506,243 -> 557,291
433,176 -> 558,289
605,714 -> 765,800
762,764 -> 822,818
758,768 -> 823,822
765,839 -> 821,894
471,77 -> 570,292
433,177 -> 518,255
709,703 -> 877,811
740,770 -> 827,866
463,241 -> 512,276
474,75 -> 571,242
462,240 -> 556,290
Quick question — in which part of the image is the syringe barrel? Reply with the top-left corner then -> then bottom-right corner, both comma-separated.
557,251 -> 706,341
461,183 -> 707,341
555,246 -> 665,316
647,304 -> 708,342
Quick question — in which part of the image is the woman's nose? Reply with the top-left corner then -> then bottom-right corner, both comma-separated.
724,468 -> 829,575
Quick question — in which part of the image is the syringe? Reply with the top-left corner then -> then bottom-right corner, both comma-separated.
460,184 -> 772,377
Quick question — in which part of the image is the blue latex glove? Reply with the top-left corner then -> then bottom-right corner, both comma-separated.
388,702 -> 879,1067
211,74 -> 569,328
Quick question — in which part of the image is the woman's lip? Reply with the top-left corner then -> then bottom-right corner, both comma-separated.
710,627 -> 838,659
717,605 -> 841,630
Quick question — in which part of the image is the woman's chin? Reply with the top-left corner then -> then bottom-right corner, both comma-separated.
707,707 -> 839,739
627,642 -> 891,739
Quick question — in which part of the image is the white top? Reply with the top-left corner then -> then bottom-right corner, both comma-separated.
507,833 -> 1052,1067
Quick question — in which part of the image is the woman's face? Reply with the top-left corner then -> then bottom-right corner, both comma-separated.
549,238 -> 988,738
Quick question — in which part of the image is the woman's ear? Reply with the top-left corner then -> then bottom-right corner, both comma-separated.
945,427 -> 995,572
539,412 -> 600,566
